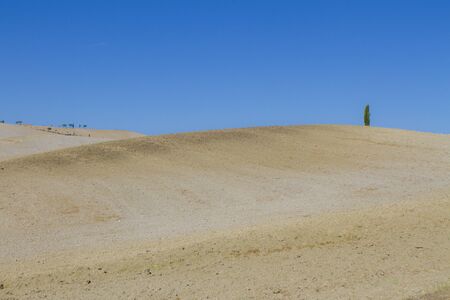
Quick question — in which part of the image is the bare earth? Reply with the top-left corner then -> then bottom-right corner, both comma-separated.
0,123 -> 143,162
0,125 -> 449,299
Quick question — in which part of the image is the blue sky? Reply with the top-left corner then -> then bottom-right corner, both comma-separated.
1,0 -> 450,134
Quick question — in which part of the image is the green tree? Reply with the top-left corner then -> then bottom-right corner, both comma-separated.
364,104 -> 370,126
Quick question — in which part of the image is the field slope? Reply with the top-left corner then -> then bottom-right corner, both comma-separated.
0,123 -> 143,161
1,125 -> 449,299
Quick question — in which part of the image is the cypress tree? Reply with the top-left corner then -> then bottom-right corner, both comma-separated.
364,104 -> 370,126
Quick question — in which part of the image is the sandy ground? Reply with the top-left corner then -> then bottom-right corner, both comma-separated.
0,125 -> 450,299
0,123 -> 143,161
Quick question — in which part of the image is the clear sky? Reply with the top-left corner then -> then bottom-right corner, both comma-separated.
1,1 -> 450,134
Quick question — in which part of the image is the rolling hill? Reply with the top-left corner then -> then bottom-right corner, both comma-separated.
1,125 -> 449,299
0,123 -> 143,161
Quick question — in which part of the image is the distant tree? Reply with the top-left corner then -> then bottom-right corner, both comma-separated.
364,104 -> 370,126
62,124 -> 67,128
0,120 -> 4,124
16,121 -> 23,125
83,125 -> 87,128
69,123 -> 75,128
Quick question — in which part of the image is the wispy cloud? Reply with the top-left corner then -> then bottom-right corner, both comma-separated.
87,42 -> 107,48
